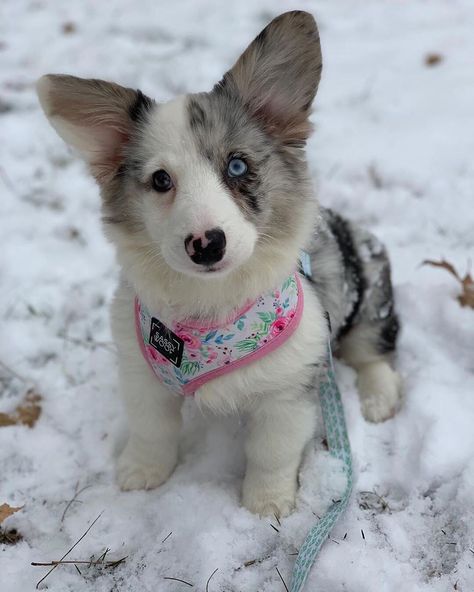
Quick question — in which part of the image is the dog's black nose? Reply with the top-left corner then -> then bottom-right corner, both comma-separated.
184,228 -> 226,266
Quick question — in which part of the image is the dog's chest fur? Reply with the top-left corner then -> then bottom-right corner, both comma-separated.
112,270 -> 328,414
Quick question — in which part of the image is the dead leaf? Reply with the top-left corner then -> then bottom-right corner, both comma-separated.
0,389 -> 42,428
0,414 -> 15,428
422,258 -> 460,280
422,259 -> 474,309
62,22 -> 76,34
0,504 -> 23,525
458,273 -> 474,308
425,53 -> 443,66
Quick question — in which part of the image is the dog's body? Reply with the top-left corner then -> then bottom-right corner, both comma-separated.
37,11 -> 401,517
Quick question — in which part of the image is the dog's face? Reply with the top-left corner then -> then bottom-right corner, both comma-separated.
37,11 -> 322,281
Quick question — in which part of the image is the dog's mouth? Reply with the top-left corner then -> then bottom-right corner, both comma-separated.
199,261 -> 230,275
164,255 -> 234,279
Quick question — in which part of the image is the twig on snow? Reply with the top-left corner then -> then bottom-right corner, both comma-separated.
275,566 -> 289,592
270,523 -> 280,533
61,482 -> 92,523
32,512 -> 103,589
161,531 -> 173,543
163,576 -> 194,587
31,557 -> 127,568
205,568 -> 218,592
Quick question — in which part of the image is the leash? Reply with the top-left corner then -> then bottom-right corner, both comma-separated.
291,257 -> 353,591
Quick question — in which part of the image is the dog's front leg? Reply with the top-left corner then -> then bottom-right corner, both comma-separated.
242,393 -> 317,517
117,356 -> 182,491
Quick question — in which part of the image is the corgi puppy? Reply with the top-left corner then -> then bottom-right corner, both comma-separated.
37,11 -> 401,517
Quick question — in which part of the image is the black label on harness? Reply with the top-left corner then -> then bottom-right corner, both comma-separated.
149,318 -> 184,368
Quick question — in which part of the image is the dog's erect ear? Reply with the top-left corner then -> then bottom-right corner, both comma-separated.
218,11 -> 322,145
37,75 -> 153,183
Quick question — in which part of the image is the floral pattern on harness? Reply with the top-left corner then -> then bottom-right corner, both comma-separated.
136,274 -> 301,395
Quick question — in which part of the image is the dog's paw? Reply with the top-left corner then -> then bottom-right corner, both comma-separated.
117,441 -> 175,491
357,361 -> 402,423
360,392 -> 400,423
243,495 -> 295,518
242,478 -> 296,518
117,460 -> 167,491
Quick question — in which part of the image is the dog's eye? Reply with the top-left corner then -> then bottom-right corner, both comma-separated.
227,157 -> 248,178
152,169 -> 173,192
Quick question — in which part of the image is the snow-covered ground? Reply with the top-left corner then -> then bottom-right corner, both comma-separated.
1,0 -> 473,590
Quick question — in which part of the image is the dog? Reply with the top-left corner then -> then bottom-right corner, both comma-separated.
37,11 -> 402,517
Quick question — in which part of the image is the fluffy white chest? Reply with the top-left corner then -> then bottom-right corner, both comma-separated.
111,276 -> 328,414
195,280 -> 327,412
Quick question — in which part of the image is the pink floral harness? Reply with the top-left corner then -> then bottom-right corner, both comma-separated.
135,273 -> 304,396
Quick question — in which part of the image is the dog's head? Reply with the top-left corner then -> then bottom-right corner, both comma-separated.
37,11 -> 322,285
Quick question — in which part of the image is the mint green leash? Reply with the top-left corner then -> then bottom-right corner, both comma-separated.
290,308 -> 353,591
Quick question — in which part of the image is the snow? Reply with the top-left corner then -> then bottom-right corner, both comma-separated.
1,0 -> 474,590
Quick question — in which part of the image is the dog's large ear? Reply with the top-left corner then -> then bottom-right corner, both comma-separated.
218,11 -> 322,145
37,75 -> 153,183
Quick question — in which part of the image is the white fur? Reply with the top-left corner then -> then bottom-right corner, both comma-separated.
112,268 -> 327,515
136,97 -> 258,279
339,324 -> 403,422
356,361 -> 402,423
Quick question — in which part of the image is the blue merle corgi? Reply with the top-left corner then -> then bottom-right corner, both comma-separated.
37,11 -> 401,517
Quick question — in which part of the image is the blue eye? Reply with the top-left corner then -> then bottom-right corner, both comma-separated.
227,157 -> 248,178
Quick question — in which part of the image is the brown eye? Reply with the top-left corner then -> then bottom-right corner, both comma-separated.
152,169 -> 173,192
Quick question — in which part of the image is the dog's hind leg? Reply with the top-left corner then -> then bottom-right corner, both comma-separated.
337,230 -> 403,423
339,320 -> 402,422
315,210 -> 403,422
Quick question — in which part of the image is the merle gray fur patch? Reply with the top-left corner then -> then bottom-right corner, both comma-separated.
303,208 -> 400,357
186,91 -> 309,222
184,10 -> 321,224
